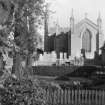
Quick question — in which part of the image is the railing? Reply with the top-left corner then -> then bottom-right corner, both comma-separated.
45,89 -> 105,105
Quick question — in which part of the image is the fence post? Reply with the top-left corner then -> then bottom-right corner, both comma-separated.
61,89 -> 63,105
71,89 -> 74,104
57,89 -> 60,104
81,89 -> 83,104
46,89 -> 49,103
94,90 -> 96,104
68,89 -> 71,104
51,89 -> 54,105
85,89 -> 87,104
98,90 -> 100,105
78,89 -> 81,104
88,90 -> 91,105
53,90 -> 56,105
66,89 -> 68,104
91,90 -> 93,104
75,89 -> 77,105
102,90 -> 105,105
99,90 -> 102,105
64,89 -> 67,104
95,90 -> 98,105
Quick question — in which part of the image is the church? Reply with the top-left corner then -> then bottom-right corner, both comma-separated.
69,11 -> 103,59
37,10 -> 104,65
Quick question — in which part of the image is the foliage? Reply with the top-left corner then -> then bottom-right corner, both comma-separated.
2,0 -> 44,52
0,1 -> 48,105
0,0 -> 45,77
0,76 -> 47,105
0,0 -> 45,54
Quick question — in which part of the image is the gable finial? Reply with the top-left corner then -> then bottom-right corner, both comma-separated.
71,8 -> 74,18
55,18 -> 60,35
97,11 -> 102,25
85,12 -> 88,19
98,11 -> 101,19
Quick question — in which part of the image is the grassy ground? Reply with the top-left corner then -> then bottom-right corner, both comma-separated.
33,65 -> 78,77
32,65 -> 105,89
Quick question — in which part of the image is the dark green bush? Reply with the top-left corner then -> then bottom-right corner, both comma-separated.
0,76 -> 47,105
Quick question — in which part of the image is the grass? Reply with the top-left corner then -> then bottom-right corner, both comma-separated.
33,65 -> 78,77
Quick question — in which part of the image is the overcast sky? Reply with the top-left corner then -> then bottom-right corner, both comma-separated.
48,0 -> 105,37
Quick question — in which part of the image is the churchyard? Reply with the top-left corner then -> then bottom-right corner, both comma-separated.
0,0 -> 105,105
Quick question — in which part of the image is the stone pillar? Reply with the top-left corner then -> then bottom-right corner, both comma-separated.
68,30 -> 71,57
96,31 -> 99,54
51,51 -> 57,62
60,52 -> 63,60
102,50 -> 105,66
64,53 -> 67,59
60,52 -> 63,64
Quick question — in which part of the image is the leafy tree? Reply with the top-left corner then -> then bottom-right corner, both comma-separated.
0,1 -> 51,105
0,0 -> 45,79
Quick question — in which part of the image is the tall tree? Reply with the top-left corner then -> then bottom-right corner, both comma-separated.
0,0 -> 45,79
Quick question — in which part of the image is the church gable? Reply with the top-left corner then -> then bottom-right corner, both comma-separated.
74,18 -> 98,36
75,18 -> 98,30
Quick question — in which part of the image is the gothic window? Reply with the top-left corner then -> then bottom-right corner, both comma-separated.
82,29 -> 92,52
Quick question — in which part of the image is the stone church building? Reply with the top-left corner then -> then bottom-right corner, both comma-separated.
38,11 -> 104,65
70,11 -> 103,59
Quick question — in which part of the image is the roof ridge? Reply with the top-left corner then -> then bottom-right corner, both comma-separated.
75,18 -> 98,30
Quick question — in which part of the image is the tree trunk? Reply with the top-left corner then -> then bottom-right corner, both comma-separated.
12,52 -> 23,79
25,53 -> 33,76
12,50 -> 33,79
0,56 -> 3,71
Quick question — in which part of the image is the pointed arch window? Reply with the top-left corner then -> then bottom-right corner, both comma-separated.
82,29 -> 92,52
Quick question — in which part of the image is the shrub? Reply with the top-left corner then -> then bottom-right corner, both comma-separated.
0,76 -> 47,105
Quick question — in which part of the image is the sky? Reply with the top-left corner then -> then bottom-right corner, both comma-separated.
47,0 -> 105,37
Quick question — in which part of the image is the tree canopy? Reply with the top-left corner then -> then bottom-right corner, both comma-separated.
0,0 -> 45,78
0,1 -> 49,105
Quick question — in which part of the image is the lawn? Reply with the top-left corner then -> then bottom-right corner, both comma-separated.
33,65 -> 78,77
